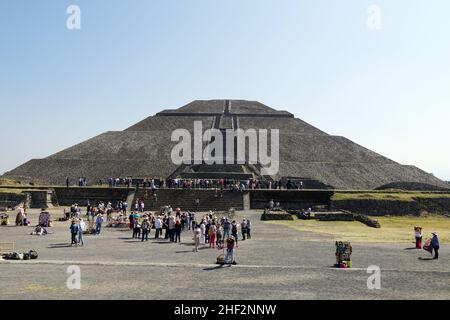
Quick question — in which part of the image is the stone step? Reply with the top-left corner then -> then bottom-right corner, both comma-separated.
132,189 -> 245,211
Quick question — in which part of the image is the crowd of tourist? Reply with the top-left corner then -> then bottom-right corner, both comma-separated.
65,176 -> 307,191
65,201 -> 252,263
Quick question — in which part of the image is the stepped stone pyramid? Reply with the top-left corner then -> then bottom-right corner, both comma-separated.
2,99 -> 447,190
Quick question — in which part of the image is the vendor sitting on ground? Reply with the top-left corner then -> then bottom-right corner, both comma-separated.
306,208 -> 312,219
224,237 -> 237,265
31,225 -> 48,236
15,207 -> 26,226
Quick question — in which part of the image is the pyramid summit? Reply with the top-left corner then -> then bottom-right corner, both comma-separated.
2,99 -> 447,190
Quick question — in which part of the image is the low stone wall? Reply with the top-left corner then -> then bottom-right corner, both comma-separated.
0,192 -> 29,210
28,190 -> 57,209
54,187 -> 131,206
331,198 -> 450,216
354,214 -> 381,228
314,212 -> 354,221
260,212 -> 294,221
415,198 -> 450,215
331,199 -> 420,216
251,190 -> 334,210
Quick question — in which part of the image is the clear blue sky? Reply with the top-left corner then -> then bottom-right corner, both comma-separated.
1,0 -> 449,180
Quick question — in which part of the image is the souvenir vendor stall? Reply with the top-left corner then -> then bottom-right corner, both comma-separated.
0,213 -> 9,226
335,241 -> 352,268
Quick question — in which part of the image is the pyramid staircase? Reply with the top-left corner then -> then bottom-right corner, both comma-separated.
133,188 -> 245,212
170,100 -> 268,181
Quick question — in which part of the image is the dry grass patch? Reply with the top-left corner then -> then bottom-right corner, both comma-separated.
332,192 -> 450,202
267,215 -> 450,244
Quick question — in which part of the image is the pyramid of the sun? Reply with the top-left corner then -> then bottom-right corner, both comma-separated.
2,99 -> 447,190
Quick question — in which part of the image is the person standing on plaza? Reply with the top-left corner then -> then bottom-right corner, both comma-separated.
78,218 -> 86,246
231,220 -> 238,247
415,227 -> 423,249
95,213 -> 104,235
200,220 -> 206,245
141,216 -> 151,242
163,216 -> 169,239
246,219 -> 252,239
241,219 -> 247,241
185,212 -> 191,231
174,217 -> 182,243
135,201 -> 139,212
216,224 -> 223,248
205,220 -> 211,244
223,218 -> 231,241
193,224 -> 201,252
70,220 -> 79,246
209,223 -> 217,249
431,232 -> 440,259
154,216 -> 163,239
129,212 -> 134,230
168,215 -> 176,242
132,215 -> 141,239
190,212 -> 196,230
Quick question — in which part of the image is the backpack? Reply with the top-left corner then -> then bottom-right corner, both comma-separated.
7,252 -> 22,260
232,224 -> 237,233
29,250 -> 38,260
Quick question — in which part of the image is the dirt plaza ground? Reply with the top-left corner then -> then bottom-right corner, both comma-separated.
0,209 -> 449,300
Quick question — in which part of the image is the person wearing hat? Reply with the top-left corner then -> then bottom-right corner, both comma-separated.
141,216 -> 151,242
154,216 -> 163,239
431,232 -> 440,259
95,213 -> 104,235
132,213 -> 142,239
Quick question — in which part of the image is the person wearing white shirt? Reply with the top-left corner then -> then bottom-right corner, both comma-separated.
193,225 -> 201,252
154,217 -> 163,239
78,219 -> 86,246
200,222 -> 206,245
